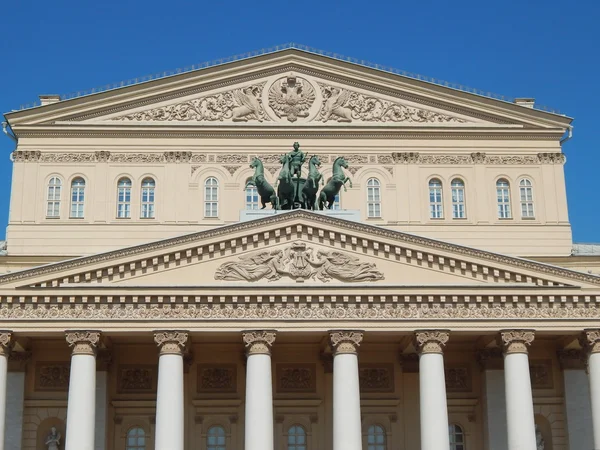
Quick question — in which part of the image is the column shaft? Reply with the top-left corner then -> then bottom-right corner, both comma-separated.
329,330 -> 363,450
501,330 -> 536,450
0,332 -> 12,450
65,331 -> 100,450
415,330 -> 450,450
243,331 -> 276,450
154,331 -> 188,450
584,330 -> 600,449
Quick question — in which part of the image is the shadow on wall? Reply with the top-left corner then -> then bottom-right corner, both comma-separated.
37,417 -> 65,450
535,414 -> 553,449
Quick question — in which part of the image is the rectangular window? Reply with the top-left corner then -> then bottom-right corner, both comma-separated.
117,186 -> 131,218
141,188 -> 155,218
451,186 -> 465,218
70,187 -> 85,218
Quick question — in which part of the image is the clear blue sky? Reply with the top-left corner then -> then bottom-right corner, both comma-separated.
1,0 -> 598,242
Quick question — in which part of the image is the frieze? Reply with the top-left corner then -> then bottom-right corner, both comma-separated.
12,150 -> 41,162
359,364 -> 394,393
317,83 -> 467,124
376,154 -> 394,164
445,365 -> 471,392
419,154 -> 472,165
214,242 -> 384,283
197,364 -> 237,393
35,362 -> 70,391
216,154 -> 248,164
529,360 -> 553,389
113,82 -> 270,122
190,154 -> 207,163
538,152 -> 566,164
276,364 -> 316,393
111,153 -> 165,163
164,151 -> 192,163
118,365 -> 156,393
95,151 -> 111,162
40,152 -> 96,163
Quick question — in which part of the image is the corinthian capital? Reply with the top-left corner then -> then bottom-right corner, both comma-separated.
500,330 -> 535,355
154,331 -> 189,355
414,330 -> 450,354
65,330 -> 101,356
328,330 -> 364,355
582,329 -> 600,355
242,330 -> 276,355
0,331 -> 13,357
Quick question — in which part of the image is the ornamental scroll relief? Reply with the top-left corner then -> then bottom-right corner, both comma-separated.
214,242 -> 384,283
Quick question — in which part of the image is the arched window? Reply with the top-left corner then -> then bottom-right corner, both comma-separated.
366,178 -> 381,218
496,179 -> 512,219
207,425 -> 226,450
46,177 -> 62,218
451,178 -> 466,219
449,424 -> 465,450
117,177 -> 132,218
126,427 -> 146,450
70,178 -> 85,218
429,178 -> 443,218
287,425 -> 307,450
140,178 -> 155,218
367,425 -> 386,450
204,177 -> 219,217
245,182 -> 259,210
519,178 -> 535,218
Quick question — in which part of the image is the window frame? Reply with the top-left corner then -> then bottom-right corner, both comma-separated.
140,177 -> 156,219
206,425 -> 226,450
116,177 -> 132,219
366,178 -> 381,218
366,424 -> 387,450
245,182 -> 260,210
286,424 -> 307,450
450,178 -> 466,219
46,176 -> 62,218
496,178 -> 512,219
449,423 -> 465,450
429,178 -> 444,219
69,177 -> 86,219
125,426 -> 146,450
519,178 -> 535,219
204,177 -> 219,218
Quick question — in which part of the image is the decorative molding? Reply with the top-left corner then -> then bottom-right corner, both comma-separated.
95,151 -> 111,162
268,74 -> 315,122
529,359 -> 553,389
582,329 -> 600,355
223,165 -> 241,175
35,362 -> 70,391
214,242 -> 384,283
112,82 -> 270,122
197,364 -> 237,393
65,330 -> 101,356
358,364 -> 394,393
11,150 -> 40,162
164,151 -> 192,163
216,154 -> 249,164
0,331 -> 12,357
538,152 -> 566,164
276,364 -> 316,393
118,365 -> 156,393
445,365 -> 471,392
414,330 -> 450,354
329,330 -> 363,355
242,330 -> 276,355
110,153 -> 165,163
153,330 -> 188,355
500,329 -> 535,354
317,83 -> 467,124
391,152 -> 554,165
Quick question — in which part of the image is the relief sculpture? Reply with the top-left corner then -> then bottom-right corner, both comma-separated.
268,74 -> 316,122
214,242 -> 384,282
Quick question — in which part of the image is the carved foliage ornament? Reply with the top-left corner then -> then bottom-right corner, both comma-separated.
65,331 -> 101,356
359,365 -> 394,392
153,330 -> 188,355
242,330 -> 276,355
214,242 -> 384,283
36,363 -> 70,391
445,366 -> 470,392
500,330 -> 535,354
582,329 -> 600,354
318,83 -> 467,124
329,330 -> 363,354
113,82 -> 270,122
277,364 -> 315,393
414,330 -> 450,354
118,366 -> 155,392
198,365 -> 236,393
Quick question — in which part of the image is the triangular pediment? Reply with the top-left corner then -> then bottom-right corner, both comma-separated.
6,49 -> 572,131
0,211 -> 596,293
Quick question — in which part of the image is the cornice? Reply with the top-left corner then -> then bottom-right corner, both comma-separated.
0,210 -> 597,287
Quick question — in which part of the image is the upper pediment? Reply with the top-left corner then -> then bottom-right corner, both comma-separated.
0,210 -> 596,292
5,49 -> 572,131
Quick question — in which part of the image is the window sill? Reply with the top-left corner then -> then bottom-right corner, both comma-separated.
140,217 -> 156,220
69,217 -> 85,219
45,216 -> 60,220
498,217 -> 513,220
204,216 -> 220,220
366,216 -> 382,220
521,216 -> 536,220
429,217 -> 445,220
452,217 -> 468,220
115,217 -> 132,220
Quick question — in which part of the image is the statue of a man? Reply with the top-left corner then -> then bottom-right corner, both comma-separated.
286,142 -> 306,178
45,426 -> 61,450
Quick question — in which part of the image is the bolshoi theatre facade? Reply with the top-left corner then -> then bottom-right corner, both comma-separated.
0,45 -> 598,450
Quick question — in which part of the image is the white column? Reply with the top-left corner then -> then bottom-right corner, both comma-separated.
154,331 -> 188,450
329,330 -> 363,450
0,332 -> 12,450
415,330 -> 450,450
500,330 -> 537,450
242,330 -> 276,450
65,331 -> 101,450
583,329 -> 600,450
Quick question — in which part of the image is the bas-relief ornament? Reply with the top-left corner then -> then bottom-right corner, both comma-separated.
414,330 -> 450,354
329,330 -> 363,354
113,82 -> 270,122
268,74 -> 315,122
153,330 -> 188,355
215,242 -> 383,283
95,151 -> 111,162
197,364 -> 237,393
582,329 -> 600,354
445,365 -> 471,392
242,330 -> 276,355
110,153 -> 165,163
0,331 -> 12,357
277,364 -> 316,393
500,330 -> 535,354
65,330 -> 101,356
12,150 -> 41,162
529,360 -> 553,389
317,83 -> 467,124
359,364 -> 394,392
36,363 -> 70,391
216,154 -> 248,164
118,366 -> 156,392
164,151 -> 192,163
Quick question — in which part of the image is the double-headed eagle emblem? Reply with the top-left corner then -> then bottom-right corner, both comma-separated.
268,73 -> 316,122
